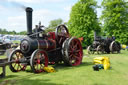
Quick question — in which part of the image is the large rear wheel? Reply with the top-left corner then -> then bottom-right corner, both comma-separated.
62,37 -> 83,66
109,41 -> 121,53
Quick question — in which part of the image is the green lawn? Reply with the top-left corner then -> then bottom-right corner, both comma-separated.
0,50 -> 128,85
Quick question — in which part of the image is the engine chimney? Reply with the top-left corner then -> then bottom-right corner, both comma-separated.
26,7 -> 33,35
94,31 -> 97,41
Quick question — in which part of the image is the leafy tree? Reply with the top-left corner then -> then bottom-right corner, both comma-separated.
0,28 -> 8,34
11,30 -> 16,35
18,31 -> 27,35
68,0 -> 101,47
101,0 -> 128,44
0,28 -> 26,35
46,18 -> 63,32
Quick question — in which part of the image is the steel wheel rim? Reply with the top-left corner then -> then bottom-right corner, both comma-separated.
87,46 -> 91,54
87,45 -> 94,54
68,38 -> 83,66
97,45 -> 104,54
110,41 -> 121,53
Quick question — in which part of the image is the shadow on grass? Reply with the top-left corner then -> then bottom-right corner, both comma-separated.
5,75 -> 18,78
53,61 -> 93,71
0,77 -> 64,85
0,61 -> 93,82
0,71 -> 64,85
79,62 -> 93,67
89,52 -> 123,56
17,78 -> 64,85
25,69 -> 34,73
0,75 -> 18,84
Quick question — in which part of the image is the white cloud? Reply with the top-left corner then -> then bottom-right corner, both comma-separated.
7,0 -> 66,3
33,9 -> 68,26
6,8 -> 70,32
6,9 -> 59,32
0,0 -> 76,32
7,15 -> 26,32
45,0 -> 65,3
8,0 -> 39,3
33,9 -> 54,27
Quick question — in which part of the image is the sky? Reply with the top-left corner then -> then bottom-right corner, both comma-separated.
0,0 -> 102,32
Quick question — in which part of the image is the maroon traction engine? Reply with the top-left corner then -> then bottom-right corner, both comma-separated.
8,7 -> 83,73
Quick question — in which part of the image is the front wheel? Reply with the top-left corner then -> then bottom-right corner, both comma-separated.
8,49 -> 27,72
97,45 -> 104,54
87,45 -> 94,54
30,49 -> 48,73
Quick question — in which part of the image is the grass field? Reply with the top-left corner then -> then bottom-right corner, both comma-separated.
0,50 -> 128,85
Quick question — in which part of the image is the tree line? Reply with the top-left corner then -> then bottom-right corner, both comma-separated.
0,28 -> 27,35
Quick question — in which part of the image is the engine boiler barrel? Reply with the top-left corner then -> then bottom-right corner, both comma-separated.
38,40 -> 56,50
20,37 -> 56,54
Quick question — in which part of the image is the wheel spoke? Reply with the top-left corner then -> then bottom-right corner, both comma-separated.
75,50 -> 80,53
16,52 -> 20,58
18,64 -> 22,69
70,45 -> 73,51
22,65 -> 26,70
71,41 -> 75,48
35,64 -> 38,70
12,57 -> 16,60
13,63 -> 17,68
73,53 -> 80,60
17,64 -> 20,71
37,64 -> 39,70
73,43 -> 78,50
40,64 -> 44,69
69,54 -> 73,58
68,50 -> 72,53
40,65 -> 42,70
74,56 -> 80,61
69,57 -> 74,62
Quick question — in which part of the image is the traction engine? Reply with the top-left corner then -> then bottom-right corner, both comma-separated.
87,31 -> 121,54
8,7 -> 83,73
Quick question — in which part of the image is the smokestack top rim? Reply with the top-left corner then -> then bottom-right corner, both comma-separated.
26,7 -> 33,12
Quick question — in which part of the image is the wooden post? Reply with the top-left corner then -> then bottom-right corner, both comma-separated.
0,66 -> 5,78
0,58 -> 15,78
